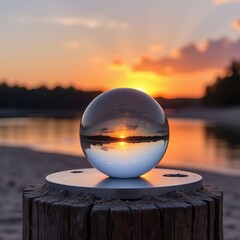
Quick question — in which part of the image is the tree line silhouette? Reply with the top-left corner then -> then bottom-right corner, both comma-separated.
0,83 -> 200,113
0,84 -> 101,111
203,60 -> 240,107
0,59 -> 239,114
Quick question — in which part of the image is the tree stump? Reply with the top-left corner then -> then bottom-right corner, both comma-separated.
23,184 -> 223,240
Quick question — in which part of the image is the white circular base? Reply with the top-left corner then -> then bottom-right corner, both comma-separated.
46,168 -> 202,199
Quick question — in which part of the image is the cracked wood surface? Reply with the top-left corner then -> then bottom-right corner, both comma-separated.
22,184 -> 223,240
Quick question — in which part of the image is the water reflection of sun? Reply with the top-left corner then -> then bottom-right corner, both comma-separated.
119,135 -> 126,147
119,141 -> 125,146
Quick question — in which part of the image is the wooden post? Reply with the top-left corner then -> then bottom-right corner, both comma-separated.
23,184 -> 223,240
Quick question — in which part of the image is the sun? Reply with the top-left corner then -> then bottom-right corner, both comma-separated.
109,63 -> 166,97
123,70 -> 165,97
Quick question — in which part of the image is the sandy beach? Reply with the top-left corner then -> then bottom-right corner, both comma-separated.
0,146 -> 239,240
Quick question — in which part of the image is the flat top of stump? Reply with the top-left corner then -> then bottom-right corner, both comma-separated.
24,184 -> 221,205
46,168 -> 202,199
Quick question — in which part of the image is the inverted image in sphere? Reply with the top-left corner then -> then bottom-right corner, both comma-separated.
80,88 -> 169,178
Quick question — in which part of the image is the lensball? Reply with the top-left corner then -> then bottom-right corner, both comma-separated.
80,88 -> 169,178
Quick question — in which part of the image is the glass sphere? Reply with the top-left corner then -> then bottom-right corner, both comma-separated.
80,88 -> 169,178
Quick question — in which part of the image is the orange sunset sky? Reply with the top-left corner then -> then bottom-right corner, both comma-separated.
1,0 -> 240,98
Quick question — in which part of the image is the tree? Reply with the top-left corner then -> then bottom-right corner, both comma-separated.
0,83 -> 101,110
203,60 -> 240,106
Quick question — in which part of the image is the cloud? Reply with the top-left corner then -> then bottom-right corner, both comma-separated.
13,16 -> 129,30
126,124 -> 139,131
213,0 -> 240,4
232,19 -> 240,31
170,49 -> 181,59
134,37 -> 240,75
44,17 -> 101,28
98,127 -> 115,134
109,56 -> 128,71
111,56 -> 124,66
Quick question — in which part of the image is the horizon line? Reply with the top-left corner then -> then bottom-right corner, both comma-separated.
0,82 -> 202,99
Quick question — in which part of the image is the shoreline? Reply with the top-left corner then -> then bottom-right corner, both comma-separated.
1,141 -> 240,177
1,106 -> 240,121
0,146 -> 240,239
168,107 -> 240,129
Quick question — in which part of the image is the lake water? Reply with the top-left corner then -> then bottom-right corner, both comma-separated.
0,117 -> 240,175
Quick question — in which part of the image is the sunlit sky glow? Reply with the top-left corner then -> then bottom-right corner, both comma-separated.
1,0 -> 240,97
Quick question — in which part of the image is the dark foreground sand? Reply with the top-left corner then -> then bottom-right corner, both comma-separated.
0,146 -> 239,240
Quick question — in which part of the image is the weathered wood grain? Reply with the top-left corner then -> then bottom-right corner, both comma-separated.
90,204 -> 110,240
70,202 -> 92,240
22,185 -> 223,240
173,202 -> 192,240
22,185 -> 43,240
140,204 -> 161,240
